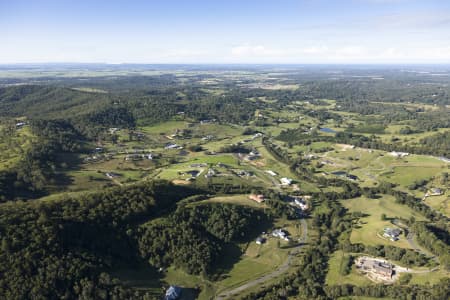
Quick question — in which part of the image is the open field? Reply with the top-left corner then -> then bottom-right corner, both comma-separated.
341,196 -> 426,249
326,250 -> 372,286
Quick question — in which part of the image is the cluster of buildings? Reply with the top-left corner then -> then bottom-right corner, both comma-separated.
125,153 -> 153,161
356,257 -> 394,281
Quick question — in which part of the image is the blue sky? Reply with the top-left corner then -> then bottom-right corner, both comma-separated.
1,0 -> 450,63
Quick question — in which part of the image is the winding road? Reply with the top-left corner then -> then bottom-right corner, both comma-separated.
392,219 -> 439,263
215,218 -> 308,300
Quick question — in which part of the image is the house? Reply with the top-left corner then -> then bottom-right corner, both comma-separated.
291,196 -> 309,211
429,188 -> 443,196
165,143 -> 181,150
265,170 -> 277,176
190,163 -> 208,168
185,170 -> 200,177
249,194 -> 265,203
372,262 -> 393,278
246,150 -> 261,161
94,147 -> 104,153
165,285 -> 182,300
105,172 -> 120,179
15,122 -> 26,128
304,154 -> 316,160
200,119 -> 216,124
125,154 -> 143,161
347,174 -> 359,181
272,229 -> 289,241
280,177 -> 293,186
216,162 -> 229,168
205,168 -> 216,178
201,135 -> 214,141
252,133 -> 263,139
383,228 -> 402,241
256,237 -> 266,245
109,127 -> 120,134
389,151 -> 409,158
237,170 -> 253,177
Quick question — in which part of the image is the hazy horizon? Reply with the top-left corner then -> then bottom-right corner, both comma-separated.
1,0 -> 450,64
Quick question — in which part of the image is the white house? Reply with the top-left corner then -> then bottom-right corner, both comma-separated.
280,177 -> 293,186
266,170 -> 278,176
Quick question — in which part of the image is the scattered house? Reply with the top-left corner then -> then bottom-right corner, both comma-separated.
428,188 -> 443,196
133,132 -> 146,140
201,135 -> 214,141
15,122 -> 26,128
438,156 -> 450,163
178,150 -> 189,156
146,153 -> 153,160
190,163 -> 208,168
237,170 -> 253,177
383,228 -> 402,241
125,154 -> 142,161
256,237 -> 266,245
265,170 -> 278,176
200,119 -> 216,125
109,127 -> 120,134
304,154 -> 316,160
246,150 -> 261,161
249,194 -> 265,203
389,151 -> 409,158
272,229 -> 290,241
165,143 -> 182,150
185,170 -> 200,177
105,172 -> 120,179
290,196 -> 309,211
347,174 -> 359,181
280,177 -> 293,186
205,168 -> 216,178
165,285 -> 182,300
216,162 -> 229,168
94,147 -> 104,153
252,132 -> 263,139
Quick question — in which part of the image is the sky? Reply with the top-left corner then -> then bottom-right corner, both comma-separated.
1,0 -> 450,64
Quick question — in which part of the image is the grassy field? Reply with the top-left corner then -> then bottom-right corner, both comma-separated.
407,268 -> 450,285
326,250 -> 372,286
341,196 -> 426,249
423,193 -> 450,217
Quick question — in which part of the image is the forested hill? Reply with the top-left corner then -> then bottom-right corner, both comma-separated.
0,85 -> 116,119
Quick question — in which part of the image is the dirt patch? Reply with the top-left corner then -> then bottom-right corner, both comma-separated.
172,179 -> 191,185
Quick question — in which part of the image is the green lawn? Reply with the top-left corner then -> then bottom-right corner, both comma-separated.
326,250 -> 372,286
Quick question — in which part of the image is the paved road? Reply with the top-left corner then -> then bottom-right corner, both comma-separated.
392,219 -> 439,263
215,219 -> 308,300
